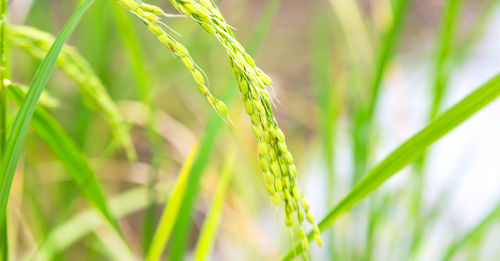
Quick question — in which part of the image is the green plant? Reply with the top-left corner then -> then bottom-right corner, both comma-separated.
4,0 -> 500,260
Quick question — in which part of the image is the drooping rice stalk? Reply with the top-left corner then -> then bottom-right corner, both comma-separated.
112,0 -> 321,248
167,0 -> 322,248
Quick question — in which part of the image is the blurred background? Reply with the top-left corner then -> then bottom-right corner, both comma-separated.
7,0 -> 500,260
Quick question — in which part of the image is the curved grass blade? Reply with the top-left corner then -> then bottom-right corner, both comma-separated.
282,73 -> 500,260
193,152 -> 235,261
0,0 -> 94,258
6,82 -> 121,235
145,143 -> 198,261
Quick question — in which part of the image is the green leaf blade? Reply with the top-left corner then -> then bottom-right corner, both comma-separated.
193,153 -> 234,261
145,143 -> 198,261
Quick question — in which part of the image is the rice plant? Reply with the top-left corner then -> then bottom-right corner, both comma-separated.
3,0 -> 500,260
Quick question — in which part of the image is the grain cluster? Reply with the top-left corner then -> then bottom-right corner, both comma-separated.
115,0 -> 322,248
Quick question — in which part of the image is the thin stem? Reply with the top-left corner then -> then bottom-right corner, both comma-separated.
0,0 -> 8,157
0,0 -> 7,258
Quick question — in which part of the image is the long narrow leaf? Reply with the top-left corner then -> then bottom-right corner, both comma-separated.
0,0 -> 94,255
193,152 -> 235,261
282,73 -> 500,260
145,143 -> 198,261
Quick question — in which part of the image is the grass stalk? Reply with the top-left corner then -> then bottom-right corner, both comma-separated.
145,143 -> 198,261
0,0 -> 7,257
0,0 -> 7,156
192,150 -> 235,261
